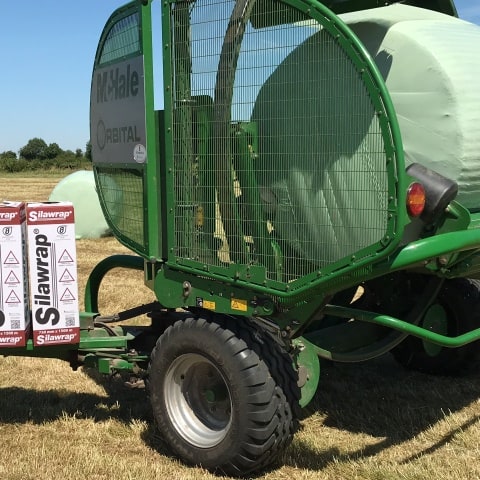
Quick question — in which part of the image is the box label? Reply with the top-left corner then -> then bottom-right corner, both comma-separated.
27,203 -> 79,346
0,202 -> 30,347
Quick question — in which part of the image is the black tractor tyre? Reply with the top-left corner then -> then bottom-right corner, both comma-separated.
147,315 -> 300,476
392,278 -> 480,375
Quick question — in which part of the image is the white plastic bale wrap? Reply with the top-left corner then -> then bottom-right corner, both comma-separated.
252,27 -> 389,269
49,171 -> 112,239
343,5 -> 480,209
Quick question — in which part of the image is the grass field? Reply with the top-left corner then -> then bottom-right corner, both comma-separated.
0,172 -> 479,479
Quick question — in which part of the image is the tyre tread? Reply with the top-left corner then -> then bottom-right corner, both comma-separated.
147,314 -> 300,476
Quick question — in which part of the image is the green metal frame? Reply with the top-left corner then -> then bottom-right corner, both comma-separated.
156,0 -> 407,308
75,0 -> 480,406
3,0 -> 480,412
149,0 -> 480,324
91,1 -> 161,257
84,254 -> 145,313
322,304 -> 480,348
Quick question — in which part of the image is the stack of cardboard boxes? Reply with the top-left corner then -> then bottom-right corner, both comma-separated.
0,201 -> 79,348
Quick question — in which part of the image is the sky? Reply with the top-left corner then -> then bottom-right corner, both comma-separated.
0,0 -> 479,155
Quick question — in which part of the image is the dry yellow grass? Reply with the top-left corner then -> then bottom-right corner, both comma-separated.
0,172 -> 479,479
2,171 -> 66,203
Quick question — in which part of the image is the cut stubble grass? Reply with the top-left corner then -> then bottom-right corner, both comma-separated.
0,172 -> 479,480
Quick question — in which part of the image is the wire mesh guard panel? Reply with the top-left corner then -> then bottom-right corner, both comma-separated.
171,0 -> 389,284
92,10 -> 146,253
100,13 -> 141,64
96,170 -> 145,250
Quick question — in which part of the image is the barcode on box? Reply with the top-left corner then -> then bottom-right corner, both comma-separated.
65,316 -> 76,327
10,320 -> 20,330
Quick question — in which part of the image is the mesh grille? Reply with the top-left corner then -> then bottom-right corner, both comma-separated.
95,168 -> 145,251
171,0 -> 389,284
99,12 -> 141,65
93,9 -> 146,254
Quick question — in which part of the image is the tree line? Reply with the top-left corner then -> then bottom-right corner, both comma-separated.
0,138 -> 92,173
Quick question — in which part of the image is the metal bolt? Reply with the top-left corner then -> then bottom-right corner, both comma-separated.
182,281 -> 192,297
437,256 -> 448,267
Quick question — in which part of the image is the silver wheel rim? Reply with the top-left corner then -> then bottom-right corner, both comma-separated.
164,353 -> 233,448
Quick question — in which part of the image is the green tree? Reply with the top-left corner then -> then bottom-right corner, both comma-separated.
19,138 -> 48,160
0,150 -> 17,160
75,148 -> 83,158
85,140 -> 92,162
45,142 -> 62,159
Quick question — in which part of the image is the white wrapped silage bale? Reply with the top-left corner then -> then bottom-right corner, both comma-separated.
49,170 -> 111,239
342,4 -> 480,209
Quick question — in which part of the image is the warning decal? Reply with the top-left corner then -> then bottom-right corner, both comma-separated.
59,269 -> 75,283
231,298 -> 248,312
60,288 -> 76,302
4,271 -> 20,285
58,250 -> 74,264
5,290 -> 21,304
3,251 -> 19,265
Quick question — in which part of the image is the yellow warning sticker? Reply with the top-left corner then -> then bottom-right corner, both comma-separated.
203,300 -> 216,310
231,298 -> 248,312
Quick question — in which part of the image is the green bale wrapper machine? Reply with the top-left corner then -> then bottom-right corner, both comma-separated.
6,0 -> 480,474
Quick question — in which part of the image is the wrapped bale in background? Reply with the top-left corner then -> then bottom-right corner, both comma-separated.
343,4 -> 480,209
49,170 -> 120,239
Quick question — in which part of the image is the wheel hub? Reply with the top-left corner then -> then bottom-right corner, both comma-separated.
164,353 -> 232,448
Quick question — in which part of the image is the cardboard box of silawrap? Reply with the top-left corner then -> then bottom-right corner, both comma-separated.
0,201 -> 30,347
27,202 -> 80,346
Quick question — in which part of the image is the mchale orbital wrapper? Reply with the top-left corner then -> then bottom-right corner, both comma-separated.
3,0 -> 480,475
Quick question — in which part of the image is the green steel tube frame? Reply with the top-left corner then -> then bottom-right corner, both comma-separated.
5,0 -> 474,370
84,255 -> 145,313
324,304 -> 480,348
158,0 -> 408,301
